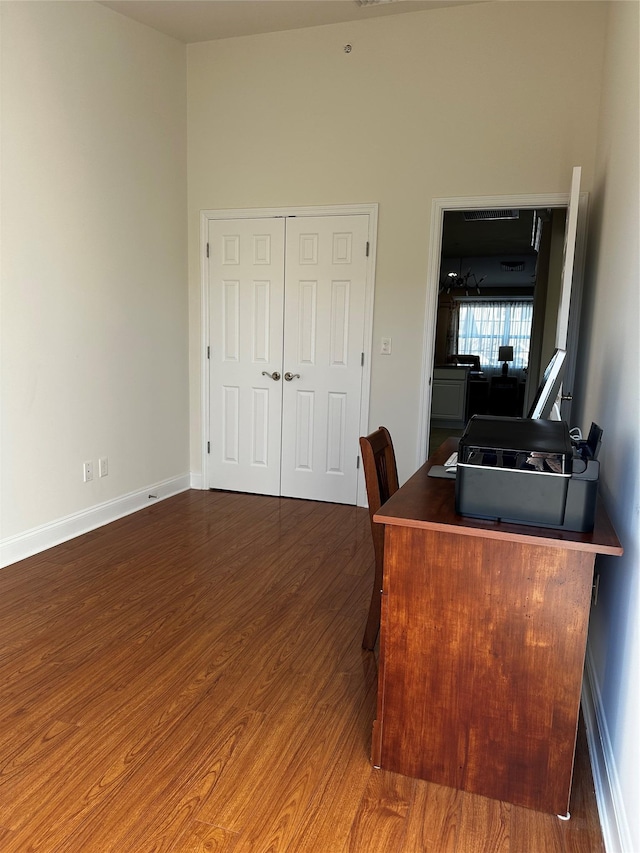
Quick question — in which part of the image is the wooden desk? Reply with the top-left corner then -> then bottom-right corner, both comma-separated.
372,438 -> 622,815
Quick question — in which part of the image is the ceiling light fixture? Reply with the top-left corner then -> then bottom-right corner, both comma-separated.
439,265 -> 486,296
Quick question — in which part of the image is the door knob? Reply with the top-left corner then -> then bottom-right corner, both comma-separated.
284,372 -> 301,381
261,371 -> 281,381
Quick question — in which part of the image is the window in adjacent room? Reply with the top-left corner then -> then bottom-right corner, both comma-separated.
457,300 -> 533,371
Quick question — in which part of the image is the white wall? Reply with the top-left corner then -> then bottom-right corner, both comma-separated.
573,2 -> 640,849
0,2 -> 189,553
187,0 -> 607,483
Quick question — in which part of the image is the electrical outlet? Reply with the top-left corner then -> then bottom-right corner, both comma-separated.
83,461 -> 94,482
99,457 -> 109,478
381,337 -> 392,355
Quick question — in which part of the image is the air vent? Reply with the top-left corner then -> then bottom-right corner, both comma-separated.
463,210 -> 520,221
355,0 -> 395,6
501,261 -> 525,272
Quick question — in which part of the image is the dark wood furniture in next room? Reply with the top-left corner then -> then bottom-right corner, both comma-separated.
372,438 -> 623,816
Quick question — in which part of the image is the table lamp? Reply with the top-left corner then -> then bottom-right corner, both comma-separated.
498,345 -> 514,376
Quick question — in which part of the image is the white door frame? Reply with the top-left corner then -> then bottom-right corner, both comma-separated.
200,203 -> 379,505
417,190 -> 589,468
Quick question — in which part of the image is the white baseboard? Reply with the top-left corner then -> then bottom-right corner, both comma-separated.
582,643 -> 632,853
190,472 -> 205,490
0,474 -> 191,569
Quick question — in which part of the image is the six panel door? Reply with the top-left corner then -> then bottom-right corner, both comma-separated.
207,214 -> 369,504
280,215 -> 369,503
207,218 -> 285,496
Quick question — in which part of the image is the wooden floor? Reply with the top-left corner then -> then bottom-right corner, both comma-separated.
0,490 -> 604,852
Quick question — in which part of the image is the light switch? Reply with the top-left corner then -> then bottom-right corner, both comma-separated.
381,337 -> 392,355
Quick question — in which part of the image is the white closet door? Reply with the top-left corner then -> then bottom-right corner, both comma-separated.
207,218 -> 285,495
280,215 -> 368,503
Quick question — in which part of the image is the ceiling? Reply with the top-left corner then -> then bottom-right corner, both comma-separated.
442,210 -> 538,258
440,210 -> 541,289
98,0 -> 481,44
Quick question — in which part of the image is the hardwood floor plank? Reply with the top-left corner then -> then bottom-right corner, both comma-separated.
402,779 -> 462,852
187,695 -> 318,830
0,491 -> 606,853
0,500 -> 330,732
340,769 -> 415,853
283,676 -> 378,853
454,793 -> 511,853
0,717 -> 80,791
196,622 -> 373,817
0,825 -> 15,849
509,804 -> 565,853
63,705 -> 265,853
209,660 -> 376,850
176,822 -> 240,853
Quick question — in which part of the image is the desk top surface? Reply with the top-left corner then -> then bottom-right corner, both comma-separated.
374,438 -> 623,556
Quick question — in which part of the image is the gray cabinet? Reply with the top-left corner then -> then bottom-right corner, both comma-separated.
431,367 -> 468,426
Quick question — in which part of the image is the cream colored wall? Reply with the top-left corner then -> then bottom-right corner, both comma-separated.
572,2 -> 640,848
187,1 -> 607,483
1,2 -> 189,540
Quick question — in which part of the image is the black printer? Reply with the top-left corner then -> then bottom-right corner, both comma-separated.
455,416 -> 600,532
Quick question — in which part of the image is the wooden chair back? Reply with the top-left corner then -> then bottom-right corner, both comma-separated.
359,426 -> 399,650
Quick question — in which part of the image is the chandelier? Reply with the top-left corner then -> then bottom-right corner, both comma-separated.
439,265 -> 486,296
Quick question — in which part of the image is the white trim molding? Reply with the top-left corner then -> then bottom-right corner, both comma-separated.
0,474 -> 191,569
190,472 -> 205,490
582,643 -> 632,853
